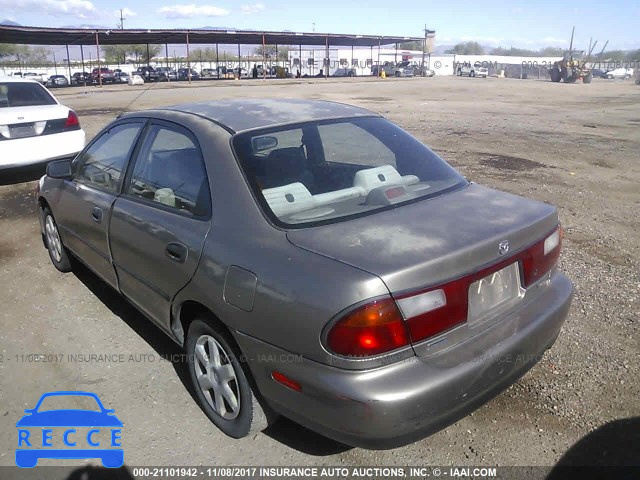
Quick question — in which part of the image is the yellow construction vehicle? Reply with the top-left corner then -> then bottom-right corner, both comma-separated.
549,27 -> 604,84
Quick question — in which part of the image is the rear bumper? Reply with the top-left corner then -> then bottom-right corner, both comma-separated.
236,272 -> 573,449
0,130 -> 84,171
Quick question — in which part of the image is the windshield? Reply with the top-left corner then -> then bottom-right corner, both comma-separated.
233,116 -> 467,226
0,82 -> 57,108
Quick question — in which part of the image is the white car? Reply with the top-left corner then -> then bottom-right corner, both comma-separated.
0,77 -> 85,171
601,67 -> 634,79
457,63 -> 488,78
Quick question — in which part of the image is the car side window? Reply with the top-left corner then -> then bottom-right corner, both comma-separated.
125,125 -> 210,217
74,122 -> 143,192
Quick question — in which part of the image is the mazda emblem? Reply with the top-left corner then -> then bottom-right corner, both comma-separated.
498,240 -> 510,255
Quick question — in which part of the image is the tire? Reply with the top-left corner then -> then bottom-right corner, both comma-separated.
607,74 -> 613,79
550,67 -> 561,82
583,73 -> 593,84
470,70 -> 475,77
43,207 -> 73,272
457,69 -> 462,76
186,318 -> 269,438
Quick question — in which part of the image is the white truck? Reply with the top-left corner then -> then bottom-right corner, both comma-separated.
456,62 -> 488,78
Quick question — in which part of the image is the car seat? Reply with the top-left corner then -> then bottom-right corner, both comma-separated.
262,147 -> 315,191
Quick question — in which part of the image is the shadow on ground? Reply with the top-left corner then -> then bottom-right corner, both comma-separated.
72,261 -> 350,457
547,416 -> 640,479
0,164 -> 46,186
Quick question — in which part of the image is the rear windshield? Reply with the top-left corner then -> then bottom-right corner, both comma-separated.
232,116 -> 467,227
0,82 -> 57,108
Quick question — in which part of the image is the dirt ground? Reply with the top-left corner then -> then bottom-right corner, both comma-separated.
0,76 -> 638,475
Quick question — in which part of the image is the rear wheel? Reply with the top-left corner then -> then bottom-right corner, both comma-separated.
43,208 -> 72,272
470,70 -> 475,77
583,73 -> 593,84
186,318 -> 269,438
550,67 -> 561,82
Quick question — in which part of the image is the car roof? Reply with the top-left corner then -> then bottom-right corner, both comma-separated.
0,76 -> 40,83
154,98 -> 378,133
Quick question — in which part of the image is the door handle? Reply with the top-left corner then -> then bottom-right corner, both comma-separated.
165,242 -> 188,263
91,207 -> 103,223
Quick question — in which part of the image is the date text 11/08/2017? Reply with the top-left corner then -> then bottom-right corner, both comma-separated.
130,466 -> 499,478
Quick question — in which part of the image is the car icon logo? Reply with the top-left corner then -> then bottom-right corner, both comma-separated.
15,391 -> 123,468
498,240 -> 510,255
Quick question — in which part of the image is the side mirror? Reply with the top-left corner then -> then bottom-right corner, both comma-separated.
252,136 -> 278,152
46,159 -> 72,179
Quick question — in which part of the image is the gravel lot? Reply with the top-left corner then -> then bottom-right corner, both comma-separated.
0,76 -> 638,476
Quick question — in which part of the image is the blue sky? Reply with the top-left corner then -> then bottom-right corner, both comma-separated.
1,0 -> 639,50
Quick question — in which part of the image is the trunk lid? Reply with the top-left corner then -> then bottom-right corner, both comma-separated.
0,105 -> 68,125
287,183 -> 558,295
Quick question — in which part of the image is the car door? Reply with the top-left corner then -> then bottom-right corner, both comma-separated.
54,121 -> 145,288
109,121 -> 212,329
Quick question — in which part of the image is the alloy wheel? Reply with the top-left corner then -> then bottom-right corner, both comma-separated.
193,335 -> 240,420
45,215 -> 62,263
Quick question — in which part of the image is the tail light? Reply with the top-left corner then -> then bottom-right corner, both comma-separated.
326,226 -> 562,356
326,297 -> 410,357
64,110 -> 80,129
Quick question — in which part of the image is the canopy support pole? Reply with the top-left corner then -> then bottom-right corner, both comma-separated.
65,44 -> 72,84
325,35 -> 329,79
80,44 -> 86,86
95,31 -> 102,87
262,33 -> 266,80
186,32 -> 191,84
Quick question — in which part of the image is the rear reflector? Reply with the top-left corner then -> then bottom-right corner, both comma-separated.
326,297 -> 410,357
271,371 -> 302,392
523,226 -> 562,287
401,279 -> 468,343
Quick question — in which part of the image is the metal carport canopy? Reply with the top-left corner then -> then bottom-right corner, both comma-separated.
0,25 -> 422,47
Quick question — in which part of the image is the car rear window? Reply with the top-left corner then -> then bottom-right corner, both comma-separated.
232,116 -> 467,227
0,82 -> 56,108
38,395 -> 101,412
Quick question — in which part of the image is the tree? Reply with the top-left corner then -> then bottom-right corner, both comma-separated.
398,40 -> 423,50
254,44 -> 277,58
101,44 -> 161,65
539,47 -> 564,57
445,42 -> 485,55
1,45 -> 50,67
103,45 -> 129,64
129,44 -> 161,64
277,46 -> 290,61
188,47 -> 218,62
490,46 -> 564,57
0,43 -> 17,59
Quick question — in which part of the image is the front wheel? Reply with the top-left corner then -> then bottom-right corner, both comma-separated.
186,318 -> 270,438
470,71 -> 475,77
43,208 -> 72,272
